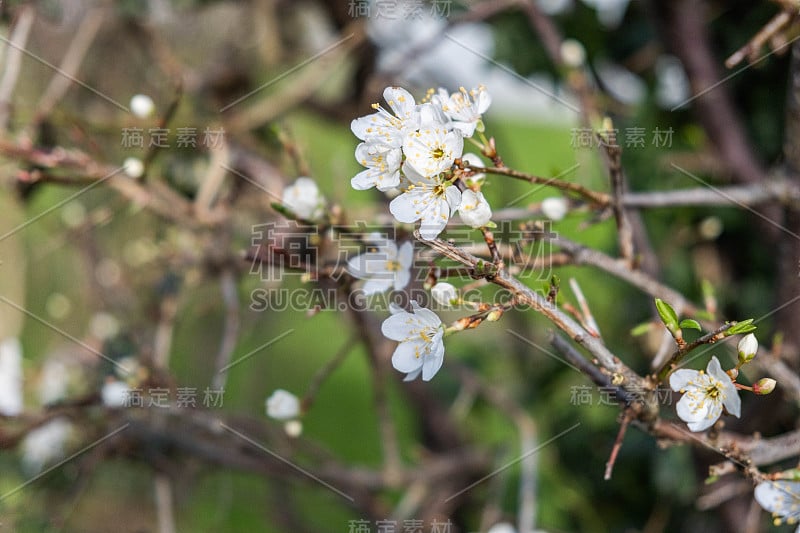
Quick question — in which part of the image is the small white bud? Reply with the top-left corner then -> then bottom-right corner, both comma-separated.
458,189 -> 492,228
130,94 -> 155,118
284,420 -> 303,438
123,157 -> 144,179
753,377 -> 776,395
561,39 -> 587,68
541,197 -> 568,221
266,389 -> 300,420
737,333 -> 758,363
101,380 -> 129,408
487,523 -> 517,533
461,152 -> 486,182
431,282 -> 458,307
282,177 -> 326,220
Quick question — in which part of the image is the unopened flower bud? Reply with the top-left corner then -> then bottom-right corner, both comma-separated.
541,197 -> 568,221
266,389 -> 300,420
431,282 -> 458,307
130,94 -> 155,118
485,309 -> 503,322
738,333 -> 758,364
726,368 -> 739,380
284,420 -> 303,438
560,39 -> 587,68
123,157 -> 144,179
753,378 -> 776,395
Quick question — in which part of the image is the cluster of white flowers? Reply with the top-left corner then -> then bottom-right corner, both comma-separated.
351,86 -> 493,240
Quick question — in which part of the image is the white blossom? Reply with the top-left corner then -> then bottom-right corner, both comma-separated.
0,337 -> 23,416
266,389 -> 300,420
389,165 -> 461,241
21,417 -> 73,474
130,94 -> 155,118
347,237 -> 413,295
669,356 -> 741,432
458,189 -> 493,228
541,197 -> 568,221
754,480 -> 800,531
123,157 -> 144,179
351,142 -> 402,191
402,126 -> 463,178
101,380 -> 129,408
281,177 -> 326,220
381,301 -> 445,381
431,282 -> 458,307
432,86 -> 492,137
351,86 -> 420,149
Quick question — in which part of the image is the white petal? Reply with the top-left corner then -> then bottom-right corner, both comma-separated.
393,269 -> 411,291
669,368 -> 699,391
418,201 -> 450,240
445,185 -> 462,213
415,307 -> 442,327
722,383 -> 741,418
392,341 -> 426,373
397,241 -> 414,268
347,252 -> 384,278
706,356 -> 727,381
363,277 -> 393,295
381,312 -> 415,340
451,121 -> 478,138
389,191 -> 424,224
383,86 -> 416,117
403,368 -> 423,382
421,354 -> 444,381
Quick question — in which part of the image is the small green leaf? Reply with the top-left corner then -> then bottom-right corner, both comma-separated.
484,221 -> 497,229
271,202 -> 294,218
704,475 -> 719,485
726,319 -> 757,336
679,319 -> 701,331
630,322 -> 652,337
655,298 -> 679,332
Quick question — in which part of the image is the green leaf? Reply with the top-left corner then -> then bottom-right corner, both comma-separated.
271,202 -> 294,218
679,319 -> 701,331
726,319 -> 757,336
655,298 -> 679,332
630,322 -> 652,337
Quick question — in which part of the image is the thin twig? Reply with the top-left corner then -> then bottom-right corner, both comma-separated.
604,409 -> 633,480
211,268 -> 240,391
0,5 -> 35,130
33,7 -> 106,125
482,166 -> 611,206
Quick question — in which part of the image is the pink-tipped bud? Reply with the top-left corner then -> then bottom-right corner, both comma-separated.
753,378 -> 777,395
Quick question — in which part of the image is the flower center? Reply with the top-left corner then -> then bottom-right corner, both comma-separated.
385,260 -> 401,272
704,384 -> 721,399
